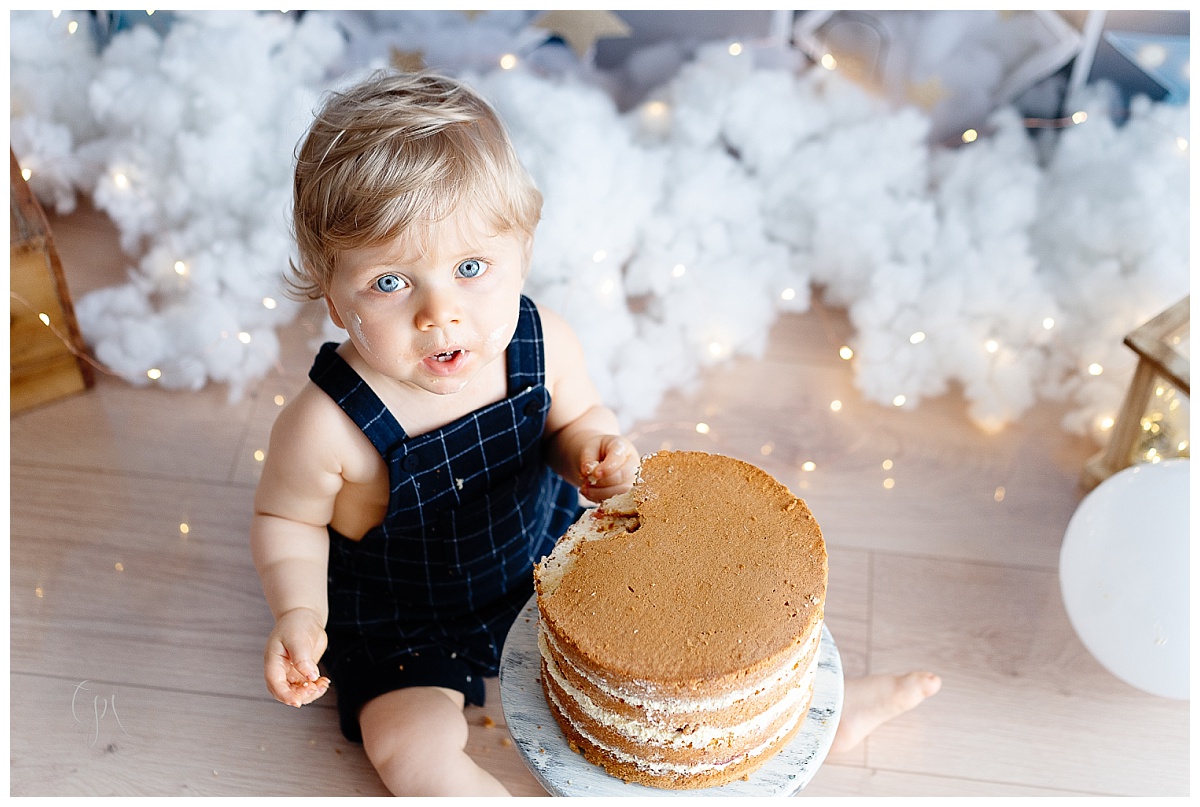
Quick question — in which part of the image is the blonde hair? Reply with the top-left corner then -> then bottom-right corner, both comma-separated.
288,70 -> 542,299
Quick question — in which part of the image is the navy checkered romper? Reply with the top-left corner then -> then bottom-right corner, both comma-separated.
308,295 -> 583,742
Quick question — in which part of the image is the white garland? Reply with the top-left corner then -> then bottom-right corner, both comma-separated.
9,10 -> 1190,440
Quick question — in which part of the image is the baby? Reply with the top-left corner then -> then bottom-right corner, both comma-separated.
251,70 -> 638,796
251,69 -> 939,796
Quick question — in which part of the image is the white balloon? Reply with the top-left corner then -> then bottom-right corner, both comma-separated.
1059,458 -> 1190,699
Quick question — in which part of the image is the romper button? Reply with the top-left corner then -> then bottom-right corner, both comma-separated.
524,399 -> 541,417
402,453 -> 420,472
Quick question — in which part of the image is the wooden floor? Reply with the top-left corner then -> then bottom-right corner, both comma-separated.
9,202 -> 1190,797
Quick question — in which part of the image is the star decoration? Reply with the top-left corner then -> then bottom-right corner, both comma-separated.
531,10 -> 631,60
905,75 -> 949,110
389,47 -> 425,73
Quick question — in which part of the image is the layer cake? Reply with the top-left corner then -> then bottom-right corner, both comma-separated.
534,450 -> 828,789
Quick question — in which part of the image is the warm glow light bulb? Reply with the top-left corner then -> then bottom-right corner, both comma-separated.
802,461 -> 816,472
1072,111 -> 1088,125
781,287 -> 795,301
262,297 -> 277,309
985,339 -> 999,354
21,167 -> 31,181
1177,136 -> 1189,151
499,54 -> 517,70
695,422 -> 710,435
67,19 -> 78,34
962,129 -> 979,144
881,459 -> 893,470
180,523 -> 189,535
708,342 -> 723,357
909,331 -> 925,344
238,331 -> 252,344
174,260 -> 187,276
839,346 -> 853,360
254,449 -> 266,462
274,395 -> 286,406
147,368 -> 162,380
1099,416 -> 1115,430
728,42 -> 743,56
830,400 -> 842,412
820,53 -> 837,70
672,264 -> 686,278
893,394 -> 906,407
1088,363 -> 1103,376
1042,317 -> 1055,330
883,478 -> 895,489
113,172 -> 129,189
38,313 -> 51,326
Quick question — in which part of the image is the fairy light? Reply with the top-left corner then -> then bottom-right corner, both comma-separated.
1099,416 -> 1115,431
985,339 -> 999,354
35,586 -> 44,598
115,562 -> 125,572
1088,363 -> 1103,376
760,443 -> 774,456
1176,136 -> 1189,152
882,477 -> 895,489
695,422 -> 710,435
728,42 -> 743,56
174,260 -> 188,276
21,167 -> 32,181
254,449 -> 266,462
274,395 -> 286,406
1071,111 -> 1088,125
147,368 -> 162,380
830,400 -> 842,412
237,331 -> 252,344
262,297 -> 277,310
38,313 -> 51,326
802,461 -> 816,472
839,346 -> 853,360
892,394 -> 906,407
67,19 -> 78,34
113,172 -> 129,189
672,264 -> 686,278
962,129 -> 979,144
599,278 -> 616,295
592,250 -> 607,263
781,287 -> 796,301
1136,43 -> 1167,70
881,459 -> 893,470
707,342 -> 723,357
994,486 -> 1006,502
909,331 -> 925,344
1042,317 -> 1055,330
499,54 -> 517,70
179,523 -> 190,535
645,100 -> 669,118
52,10 -> 61,17
820,53 -> 837,70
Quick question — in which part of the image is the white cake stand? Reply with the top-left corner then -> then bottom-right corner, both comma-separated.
498,595 -> 844,797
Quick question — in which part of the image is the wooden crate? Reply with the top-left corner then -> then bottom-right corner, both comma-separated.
10,149 -> 95,413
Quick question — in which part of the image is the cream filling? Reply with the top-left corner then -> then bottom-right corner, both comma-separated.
539,620 -> 821,714
545,673 -> 814,778
542,629 -> 820,750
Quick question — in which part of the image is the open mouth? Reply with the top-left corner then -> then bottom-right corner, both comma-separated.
431,349 -> 463,363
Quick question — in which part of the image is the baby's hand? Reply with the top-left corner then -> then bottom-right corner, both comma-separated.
579,435 -> 638,503
264,607 -> 330,707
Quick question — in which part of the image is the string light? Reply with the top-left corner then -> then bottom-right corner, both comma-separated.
909,331 -> 925,344
1099,416 -> 1115,431
760,443 -> 774,456
114,562 -> 125,572
802,461 -> 816,472
237,331 -> 252,344
1071,111 -> 1088,125
781,288 -> 795,301
671,264 -> 686,278
881,459 -> 893,470
179,523 -> 190,535
820,53 -> 837,70
1088,363 -> 1104,376
592,250 -> 606,263
113,172 -> 130,189
254,449 -> 265,462
962,129 -> 979,144
262,297 -> 277,309
147,368 -> 162,380
882,477 -> 895,489
274,395 -> 286,406
838,346 -> 853,360
67,19 -> 78,34
994,486 -> 1006,502
830,400 -> 842,412
892,394 -> 906,407
728,42 -> 743,56
21,167 -> 31,181
174,260 -> 188,276
985,339 -> 999,354
1176,136 -> 1189,152
695,422 -> 710,435
499,54 -> 517,70
1042,317 -> 1055,330
38,313 -> 51,326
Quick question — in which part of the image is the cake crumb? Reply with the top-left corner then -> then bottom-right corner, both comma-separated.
481,715 -> 496,728
500,737 -> 512,747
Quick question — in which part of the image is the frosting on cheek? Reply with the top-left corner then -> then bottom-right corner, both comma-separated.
484,321 -> 512,354
349,312 -> 373,355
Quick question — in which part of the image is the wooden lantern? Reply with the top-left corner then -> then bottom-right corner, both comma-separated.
9,149 -> 95,413
1082,295 -> 1190,490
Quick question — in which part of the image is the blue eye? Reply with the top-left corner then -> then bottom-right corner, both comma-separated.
456,259 -> 486,279
374,274 -> 404,293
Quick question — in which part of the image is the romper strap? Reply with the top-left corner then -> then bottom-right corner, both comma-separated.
308,342 -> 408,455
506,295 -> 546,396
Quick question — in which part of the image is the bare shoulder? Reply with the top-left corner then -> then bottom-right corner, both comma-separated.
537,303 -> 588,383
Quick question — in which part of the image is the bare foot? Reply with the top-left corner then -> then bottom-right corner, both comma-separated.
829,671 -> 942,755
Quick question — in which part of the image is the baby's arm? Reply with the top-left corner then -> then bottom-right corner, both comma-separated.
539,307 -> 639,502
250,388 -> 346,707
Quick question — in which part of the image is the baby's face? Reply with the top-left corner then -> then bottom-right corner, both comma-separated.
325,208 -> 529,396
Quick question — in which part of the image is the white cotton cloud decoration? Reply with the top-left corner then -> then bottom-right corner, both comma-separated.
13,10 -> 347,398
8,10 -> 1190,444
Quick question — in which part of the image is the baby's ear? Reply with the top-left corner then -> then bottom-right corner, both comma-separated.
324,295 -> 346,329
